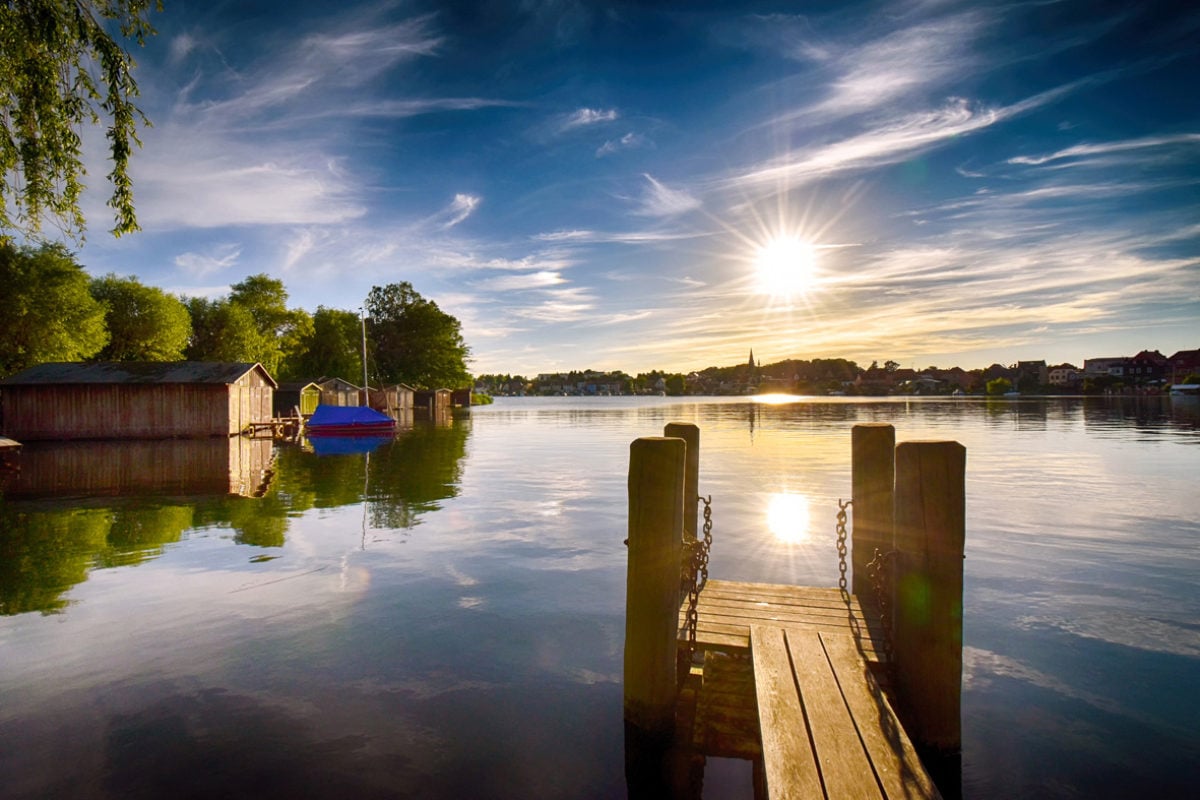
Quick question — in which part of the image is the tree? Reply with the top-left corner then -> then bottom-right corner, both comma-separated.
0,0 -> 161,239
884,360 -> 900,372
365,282 -> 470,389
281,306 -> 362,381
184,297 -> 274,366
986,377 -> 1013,396
90,274 -> 191,361
0,241 -> 108,376
226,274 -> 314,376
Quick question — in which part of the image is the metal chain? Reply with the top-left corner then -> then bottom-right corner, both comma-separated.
697,494 -> 712,592
679,494 -> 714,680
835,498 -> 851,594
866,547 -> 898,671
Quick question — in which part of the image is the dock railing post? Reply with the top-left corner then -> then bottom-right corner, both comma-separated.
663,423 -> 699,544
851,423 -> 895,597
892,440 -> 966,754
624,435 -> 686,739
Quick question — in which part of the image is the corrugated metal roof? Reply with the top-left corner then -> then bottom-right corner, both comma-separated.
0,362 -> 277,387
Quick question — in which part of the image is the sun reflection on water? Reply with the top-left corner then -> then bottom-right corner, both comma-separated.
766,492 -> 811,544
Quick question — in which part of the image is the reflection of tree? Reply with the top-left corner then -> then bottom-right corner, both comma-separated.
270,445 -> 369,510
367,421 -> 469,530
0,419 -> 471,615
189,494 -> 292,549
98,505 -> 195,568
0,502 -> 109,614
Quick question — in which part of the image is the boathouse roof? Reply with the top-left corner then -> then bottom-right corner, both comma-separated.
0,361 -> 277,388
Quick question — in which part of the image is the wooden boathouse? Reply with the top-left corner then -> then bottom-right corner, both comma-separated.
273,381 -> 321,418
625,423 -> 963,799
414,388 -> 451,415
315,377 -> 362,407
0,362 -> 275,440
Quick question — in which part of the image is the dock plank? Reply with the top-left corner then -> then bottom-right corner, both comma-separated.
785,628 -> 883,800
822,632 -> 941,800
682,579 -> 887,662
750,626 -> 824,799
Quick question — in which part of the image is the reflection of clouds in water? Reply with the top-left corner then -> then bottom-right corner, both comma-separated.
446,564 -> 478,587
457,596 -> 485,610
1015,609 -> 1200,659
964,646 -> 1127,718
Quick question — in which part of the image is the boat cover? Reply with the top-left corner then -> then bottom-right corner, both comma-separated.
306,404 -> 394,428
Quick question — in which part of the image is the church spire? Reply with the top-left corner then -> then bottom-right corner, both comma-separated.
748,348 -> 755,369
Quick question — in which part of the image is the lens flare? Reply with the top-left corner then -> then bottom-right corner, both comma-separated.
766,492 -> 811,544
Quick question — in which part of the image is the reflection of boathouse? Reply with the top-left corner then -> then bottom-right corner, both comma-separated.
0,362 -> 275,440
5,437 -> 276,499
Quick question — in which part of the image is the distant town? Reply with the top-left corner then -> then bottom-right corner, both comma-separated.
474,347 -> 1200,397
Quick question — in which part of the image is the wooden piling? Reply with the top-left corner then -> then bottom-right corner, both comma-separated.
664,423 -> 699,543
892,440 -> 966,754
851,423 -> 895,597
625,436 -> 687,738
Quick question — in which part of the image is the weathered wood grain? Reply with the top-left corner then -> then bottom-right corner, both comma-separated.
822,631 -> 941,800
751,625 -> 824,799
785,628 -> 883,800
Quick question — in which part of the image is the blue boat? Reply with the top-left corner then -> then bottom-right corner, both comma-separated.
305,404 -> 396,436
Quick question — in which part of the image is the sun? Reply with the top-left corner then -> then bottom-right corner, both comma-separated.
754,236 -> 818,298
766,492 -> 811,544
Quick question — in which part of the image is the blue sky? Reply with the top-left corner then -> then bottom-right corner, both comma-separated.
74,0 -> 1199,375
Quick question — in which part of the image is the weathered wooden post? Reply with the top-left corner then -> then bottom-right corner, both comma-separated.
851,423 -> 895,597
624,435 -> 686,738
664,423 -> 699,543
892,440 -> 966,754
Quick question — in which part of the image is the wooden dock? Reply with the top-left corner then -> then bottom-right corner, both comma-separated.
0,436 -> 21,474
625,424 -> 963,800
242,417 -> 303,439
678,581 -> 937,799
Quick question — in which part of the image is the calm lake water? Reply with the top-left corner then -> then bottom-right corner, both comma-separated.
1,396 -> 1197,799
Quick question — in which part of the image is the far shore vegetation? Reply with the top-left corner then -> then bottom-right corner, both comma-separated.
2,241 -> 1193,399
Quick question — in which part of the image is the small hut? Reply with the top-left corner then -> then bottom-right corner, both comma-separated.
413,388 -> 451,415
274,381 -> 320,418
366,383 -> 415,418
0,362 -> 276,440
315,377 -> 362,407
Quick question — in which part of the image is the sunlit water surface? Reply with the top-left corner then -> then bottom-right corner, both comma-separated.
1,396 -> 1197,798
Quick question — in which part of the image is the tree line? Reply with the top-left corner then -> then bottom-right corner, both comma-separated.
0,241 -> 471,389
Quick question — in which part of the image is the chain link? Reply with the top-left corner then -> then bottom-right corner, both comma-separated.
866,547 -> 897,672
679,494 -> 714,681
835,498 -> 851,594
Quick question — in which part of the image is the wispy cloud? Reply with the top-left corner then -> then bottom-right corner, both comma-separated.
341,97 -> 520,119
130,134 -> 367,228
512,287 -> 596,322
814,13 -> 981,116
1008,133 -> 1200,166
533,228 -> 709,244
174,243 -> 241,278
168,33 -> 198,65
635,174 -> 701,217
724,83 -> 1081,193
559,107 -> 618,132
596,132 -> 648,157
424,194 -> 481,230
173,15 -> 444,124
474,271 -> 566,292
